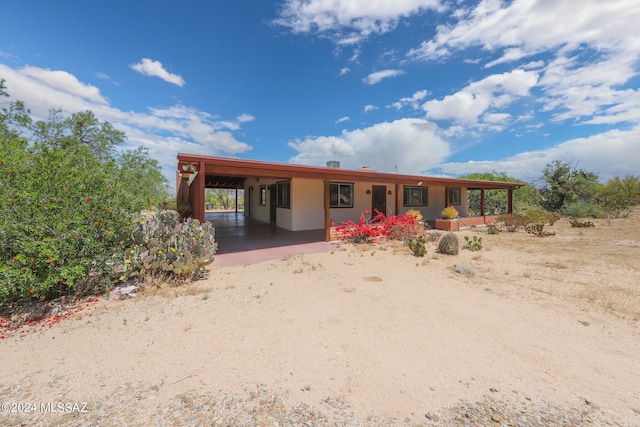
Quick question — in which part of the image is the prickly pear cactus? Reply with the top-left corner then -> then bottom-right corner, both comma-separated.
116,210 -> 218,281
438,233 -> 459,255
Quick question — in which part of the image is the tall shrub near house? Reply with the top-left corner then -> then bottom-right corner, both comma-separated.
0,81 -> 168,302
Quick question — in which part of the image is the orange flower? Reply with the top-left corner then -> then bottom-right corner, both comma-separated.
29,289 -> 34,293
93,222 -> 99,227
86,197 -> 91,202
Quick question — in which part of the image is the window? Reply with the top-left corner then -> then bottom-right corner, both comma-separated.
276,181 -> 290,208
448,187 -> 461,205
330,183 -> 353,208
259,185 -> 266,206
403,186 -> 428,206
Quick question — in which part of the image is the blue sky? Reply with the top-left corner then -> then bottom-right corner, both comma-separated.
1,0 -> 639,188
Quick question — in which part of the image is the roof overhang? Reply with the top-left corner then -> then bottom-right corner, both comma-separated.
177,154 -> 525,190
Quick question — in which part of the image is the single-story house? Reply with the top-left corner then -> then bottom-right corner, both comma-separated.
177,154 -> 525,240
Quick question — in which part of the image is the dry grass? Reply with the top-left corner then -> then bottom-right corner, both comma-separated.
457,208 -> 640,322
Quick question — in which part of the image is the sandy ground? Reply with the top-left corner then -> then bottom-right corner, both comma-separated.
1,213 -> 639,426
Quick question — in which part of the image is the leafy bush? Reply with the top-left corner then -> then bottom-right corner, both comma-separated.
561,201 -> 603,218
336,210 -> 421,244
408,236 -> 427,257
495,214 -> 530,232
0,83 -> 169,303
524,207 -> 561,225
462,235 -> 483,251
437,233 -> 459,255
115,210 -> 217,281
441,206 -> 459,219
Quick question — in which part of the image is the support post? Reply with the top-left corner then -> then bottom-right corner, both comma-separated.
324,179 -> 331,241
507,188 -> 513,214
235,188 -> 238,213
480,188 -> 486,217
395,183 -> 400,215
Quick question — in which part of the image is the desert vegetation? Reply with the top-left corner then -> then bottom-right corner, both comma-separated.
0,81 -> 217,310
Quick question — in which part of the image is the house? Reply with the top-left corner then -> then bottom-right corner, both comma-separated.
177,154 -> 524,240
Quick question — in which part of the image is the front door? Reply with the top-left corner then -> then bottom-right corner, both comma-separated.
372,185 -> 387,215
270,185 -> 277,225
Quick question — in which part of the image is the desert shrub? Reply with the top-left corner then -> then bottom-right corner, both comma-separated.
561,201 -> 603,218
495,214 -> 530,232
570,219 -> 595,228
337,210 -> 421,244
0,86 -> 169,303
441,206 -> 459,219
0,143 -> 140,302
425,231 -> 442,242
336,210 -> 386,244
487,224 -> 500,234
116,210 -> 217,281
462,235 -> 483,251
405,209 -> 423,222
438,233 -> 459,255
524,207 -> 561,225
525,223 -> 556,237
408,236 -> 427,257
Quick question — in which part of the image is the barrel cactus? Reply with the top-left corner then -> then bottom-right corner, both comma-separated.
438,233 -> 459,255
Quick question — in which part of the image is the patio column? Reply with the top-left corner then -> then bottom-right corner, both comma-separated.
235,188 -> 238,213
507,188 -> 513,214
395,183 -> 400,215
190,160 -> 206,222
324,179 -> 331,241
480,188 -> 486,217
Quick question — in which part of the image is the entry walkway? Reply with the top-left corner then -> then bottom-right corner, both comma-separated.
206,212 -> 339,267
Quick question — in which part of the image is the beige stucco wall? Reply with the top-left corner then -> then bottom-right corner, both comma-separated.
290,178 -> 324,230
245,178 -> 472,231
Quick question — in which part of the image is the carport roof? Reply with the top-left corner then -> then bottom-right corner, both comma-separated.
177,153 -> 525,190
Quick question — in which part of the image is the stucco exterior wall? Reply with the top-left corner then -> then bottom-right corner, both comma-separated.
290,178 -> 324,230
245,178 -> 472,231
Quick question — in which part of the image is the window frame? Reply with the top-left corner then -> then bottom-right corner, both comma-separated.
330,182 -> 354,208
447,187 -> 461,206
403,186 -> 428,207
276,181 -> 291,209
259,185 -> 266,206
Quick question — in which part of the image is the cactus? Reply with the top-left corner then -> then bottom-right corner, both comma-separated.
438,233 -> 459,255
115,210 -> 218,282
408,236 -> 427,257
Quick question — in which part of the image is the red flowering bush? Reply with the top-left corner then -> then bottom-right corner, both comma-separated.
336,210 -> 422,244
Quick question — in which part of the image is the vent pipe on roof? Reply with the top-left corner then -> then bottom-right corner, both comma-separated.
326,160 -> 340,168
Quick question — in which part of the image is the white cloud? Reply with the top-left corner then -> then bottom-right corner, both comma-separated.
0,64 -> 252,185
423,69 -> 538,126
364,104 -> 378,113
407,0 -> 640,125
288,118 -> 450,174
338,67 -> 350,76
130,58 -> 185,87
390,89 -> 428,110
274,0 -> 444,44
439,125 -> 640,181
17,66 -> 108,104
363,69 -> 404,85
95,72 -> 110,80
408,0 -> 640,64
336,116 -> 350,124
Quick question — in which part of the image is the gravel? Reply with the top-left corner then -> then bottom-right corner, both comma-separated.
1,383 -> 633,426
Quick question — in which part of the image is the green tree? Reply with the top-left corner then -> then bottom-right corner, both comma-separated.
460,171 -> 537,215
538,160 -> 601,212
596,175 -> 640,224
0,84 -> 168,302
